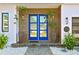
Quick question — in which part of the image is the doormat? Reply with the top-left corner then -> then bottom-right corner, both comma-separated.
25,47 -> 53,55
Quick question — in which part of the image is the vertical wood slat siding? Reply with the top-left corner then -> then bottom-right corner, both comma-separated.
18,8 -> 61,43
58,5 -> 61,43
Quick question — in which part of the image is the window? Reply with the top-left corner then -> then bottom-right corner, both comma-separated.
72,17 -> 79,43
2,13 -> 9,32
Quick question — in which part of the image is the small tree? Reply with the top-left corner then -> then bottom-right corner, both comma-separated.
16,6 -> 28,43
17,6 -> 27,13
17,6 -> 27,16
47,10 -> 57,42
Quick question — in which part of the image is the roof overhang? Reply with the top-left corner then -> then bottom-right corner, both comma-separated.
16,3 -> 61,8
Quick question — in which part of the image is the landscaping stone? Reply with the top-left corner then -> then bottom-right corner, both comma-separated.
50,47 -> 79,55
74,47 -> 79,52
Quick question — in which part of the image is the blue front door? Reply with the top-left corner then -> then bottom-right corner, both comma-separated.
28,14 -> 48,41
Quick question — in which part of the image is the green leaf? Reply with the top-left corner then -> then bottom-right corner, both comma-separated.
0,34 -> 8,49
63,33 -> 76,50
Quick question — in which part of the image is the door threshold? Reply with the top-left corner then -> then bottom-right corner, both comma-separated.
29,41 -> 39,43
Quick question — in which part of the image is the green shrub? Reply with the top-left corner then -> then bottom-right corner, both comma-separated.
63,33 -> 76,50
0,34 -> 8,49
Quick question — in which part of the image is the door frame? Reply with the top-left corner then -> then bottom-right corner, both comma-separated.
28,14 -> 48,41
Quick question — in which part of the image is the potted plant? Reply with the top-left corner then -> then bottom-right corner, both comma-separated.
63,33 -> 76,51
0,34 -> 8,49
47,10 -> 57,43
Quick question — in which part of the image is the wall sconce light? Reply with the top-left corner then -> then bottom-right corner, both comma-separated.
14,14 -> 18,20
65,17 -> 68,25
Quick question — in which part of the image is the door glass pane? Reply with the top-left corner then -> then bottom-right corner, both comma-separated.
30,16 -> 37,22
40,23 -> 46,30
30,24 -> 37,30
30,31 -> 37,37
40,16 -> 47,22
40,31 -> 46,37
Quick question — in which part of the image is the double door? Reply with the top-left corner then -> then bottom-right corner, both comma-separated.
28,14 -> 48,40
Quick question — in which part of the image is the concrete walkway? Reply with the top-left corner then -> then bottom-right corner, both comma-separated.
25,46 -> 53,55
0,47 -> 28,55
0,46 -> 79,55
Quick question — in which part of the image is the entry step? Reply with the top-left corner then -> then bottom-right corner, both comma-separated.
29,41 -> 39,43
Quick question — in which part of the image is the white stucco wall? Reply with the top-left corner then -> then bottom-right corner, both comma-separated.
0,4 -> 17,46
61,4 -> 79,43
1,4 -> 79,45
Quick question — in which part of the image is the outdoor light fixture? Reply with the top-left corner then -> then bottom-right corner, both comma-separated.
14,14 -> 18,24
14,14 -> 18,20
65,17 -> 68,25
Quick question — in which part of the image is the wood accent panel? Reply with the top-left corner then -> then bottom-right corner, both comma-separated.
18,8 -> 61,43
57,5 -> 61,43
